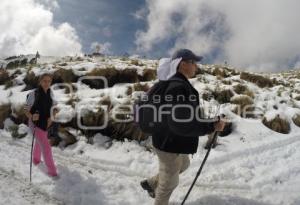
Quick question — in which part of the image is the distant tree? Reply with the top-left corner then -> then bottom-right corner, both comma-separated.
123,52 -> 130,57
36,51 -> 40,59
95,45 -> 101,54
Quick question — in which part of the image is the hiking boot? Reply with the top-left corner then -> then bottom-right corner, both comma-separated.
48,173 -> 60,180
140,180 -> 155,198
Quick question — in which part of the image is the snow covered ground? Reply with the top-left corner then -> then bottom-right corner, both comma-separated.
1,56 -> 300,204
0,118 -> 300,205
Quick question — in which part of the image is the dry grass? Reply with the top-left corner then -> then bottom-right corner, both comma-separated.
231,95 -> 255,118
195,67 -> 205,75
85,68 -> 118,88
213,89 -> 234,104
0,69 -> 9,85
139,69 -> 156,81
212,67 -> 229,78
223,66 -> 240,76
60,102 -> 147,142
222,79 -> 232,85
29,58 -> 37,65
107,120 -> 147,142
202,91 -> 214,101
76,57 -> 84,61
262,115 -> 290,134
206,66 -> 240,78
62,83 -> 77,94
294,95 -> 300,101
84,67 -> 142,88
11,104 -> 27,125
4,81 -> 14,89
233,84 -> 247,94
5,58 -> 26,68
58,62 -> 68,66
292,114 -> 300,127
126,86 -> 133,96
126,83 -> 149,96
58,127 -> 77,146
81,107 -> 106,128
231,95 -> 253,106
240,72 -> 277,88
0,104 -> 11,129
243,89 -> 255,99
12,69 -> 22,78
23,71 -> 39,90
53,68 -> 78,84
20,58 -> 28,67
9,124 -> 27,139
130,59 -> 144,66
118,68 -> 139,83
233,84 -> 255,98
6,60 -> 20,69
197,76 -> 209,83
99,96 -> 113,112
65,95 -> 79,108
121,57 -> 129,61
60,115 -> 79,130
5,56 -> 18,61
112,105 -> 132,121
85,67 -> 135,88
133,83 -> 150,92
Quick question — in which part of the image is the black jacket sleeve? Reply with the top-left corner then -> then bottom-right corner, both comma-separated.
165,84 -> 216,137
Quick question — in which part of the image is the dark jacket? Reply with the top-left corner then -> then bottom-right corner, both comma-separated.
30,86 -> 53,131
152,72 -> 215,154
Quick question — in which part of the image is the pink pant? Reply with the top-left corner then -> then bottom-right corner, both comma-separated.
31,124 -> 57,176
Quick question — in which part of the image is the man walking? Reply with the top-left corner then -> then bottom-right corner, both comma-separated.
141,49 -> 225,205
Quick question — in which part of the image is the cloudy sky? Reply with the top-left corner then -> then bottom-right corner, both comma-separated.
1,0 -> 300,71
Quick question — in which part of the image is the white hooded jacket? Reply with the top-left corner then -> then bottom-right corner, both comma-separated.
157,57 -> 182,81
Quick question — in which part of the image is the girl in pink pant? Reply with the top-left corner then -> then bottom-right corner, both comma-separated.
25,73 -> 58,177
31,123 -> 57,176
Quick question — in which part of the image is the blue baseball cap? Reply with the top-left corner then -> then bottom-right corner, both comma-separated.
171,48 -> 203,62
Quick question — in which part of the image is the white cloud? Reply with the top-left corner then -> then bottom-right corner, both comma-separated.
131,7 -> 148,20
37,0 -> 59,10
136,0 -> 300,71
90,42 -> 112,54
0,0 -> 82,58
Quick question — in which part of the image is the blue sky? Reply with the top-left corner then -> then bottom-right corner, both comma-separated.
52,0 -> 149,56
1,0 -> 300,71
50,0 -> 226,61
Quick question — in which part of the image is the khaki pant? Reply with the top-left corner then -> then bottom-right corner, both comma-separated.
147,148 -> 190,205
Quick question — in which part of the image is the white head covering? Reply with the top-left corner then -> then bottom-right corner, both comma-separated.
157,57 -> 182,81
